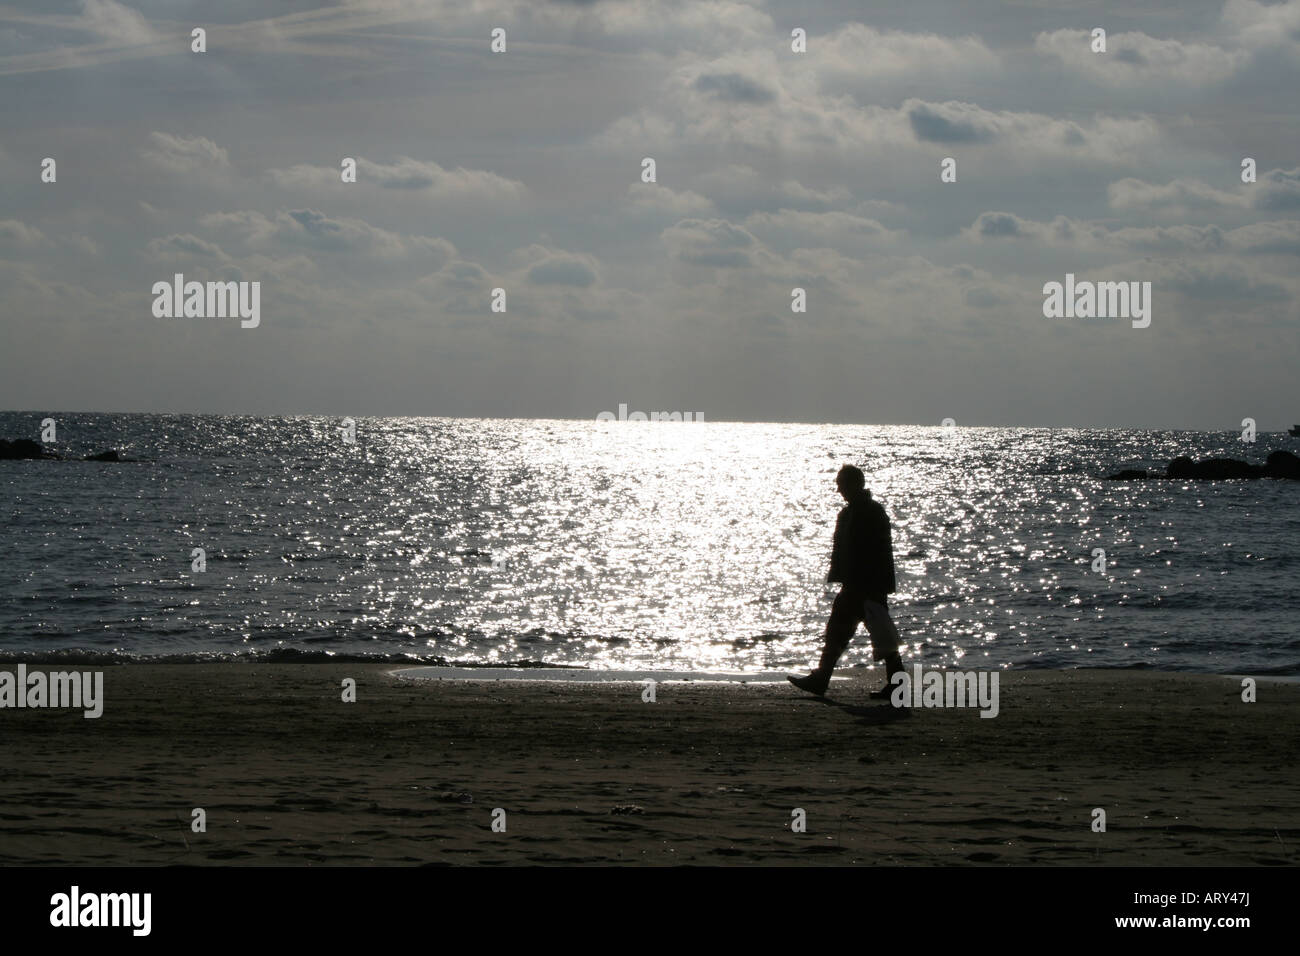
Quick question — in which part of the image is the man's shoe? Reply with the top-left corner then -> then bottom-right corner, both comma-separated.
787,672 -> 829,696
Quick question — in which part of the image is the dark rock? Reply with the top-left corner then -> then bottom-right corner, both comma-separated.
1166,457 -> 1263,480
0,438 -> 58,460
2,441 -> 139,463
1264,450 -> 1300,480
1111,451 -> 1300,481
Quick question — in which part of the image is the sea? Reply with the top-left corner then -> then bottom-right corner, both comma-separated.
2,412 -> 1297,675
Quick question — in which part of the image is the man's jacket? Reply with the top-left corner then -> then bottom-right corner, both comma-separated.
827,489 -> 896,597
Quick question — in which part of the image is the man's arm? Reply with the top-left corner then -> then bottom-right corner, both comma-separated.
826,508 -> 847,583
859,503 -> 896,594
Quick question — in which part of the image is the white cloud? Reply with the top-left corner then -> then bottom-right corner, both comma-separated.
199,208 -> 456,262
598,77 -> 1164,164
693,165 -> 851,213
1256,167 -> 1300,210
1034,2 -> 1300,88
77,0 -> 159,45
744,208 -> 901,248
527,253 -> 599,287
963,209 -> 1300,258
1223,0 -> 1300,55
1107,176 -> 1245,211
817,23 -> 1000,83
0,219 -> 49,247
963,211 -> 1109,245
1034,28 -> 1244,87
268,156 -> 526,201
625,183 -> 715,220
146,233 -> 229,260
661,219 -> 757,268
1107,168 -> 1300,212
1223,219 -> 1300,253
141,133 -> 231,174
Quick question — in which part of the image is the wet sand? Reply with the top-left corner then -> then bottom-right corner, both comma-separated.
0,664 -> 1295,865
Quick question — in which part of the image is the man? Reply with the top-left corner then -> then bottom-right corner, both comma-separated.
788,464 -> 904,699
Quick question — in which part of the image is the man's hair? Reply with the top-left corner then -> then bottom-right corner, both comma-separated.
837,464 -> 865,491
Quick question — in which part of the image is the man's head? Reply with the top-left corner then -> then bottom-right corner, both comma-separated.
836,464 -> 865,501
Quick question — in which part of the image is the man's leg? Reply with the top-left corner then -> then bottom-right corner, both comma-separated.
862,596 -> 904,698
788,588 -> 860,696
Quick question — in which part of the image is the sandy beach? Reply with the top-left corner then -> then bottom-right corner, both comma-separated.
0,664 -> 1295,866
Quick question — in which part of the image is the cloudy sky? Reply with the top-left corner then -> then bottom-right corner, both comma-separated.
1,0 -> 1297,427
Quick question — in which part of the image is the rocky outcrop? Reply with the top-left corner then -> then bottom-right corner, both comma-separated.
1106,449 -> 1300,480
0,439 -> 58,460
1166,456 -> 1263,479
2,440 -> 131,462
1265,450 -> 1300,479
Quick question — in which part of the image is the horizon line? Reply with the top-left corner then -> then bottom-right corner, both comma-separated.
3,409 -> 1298,433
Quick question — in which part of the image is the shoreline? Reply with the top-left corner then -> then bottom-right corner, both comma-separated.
0,664 -> 1295,866
2,655 -> 1297,677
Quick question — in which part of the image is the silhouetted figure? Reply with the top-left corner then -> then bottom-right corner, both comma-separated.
789,464 -> 904,699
